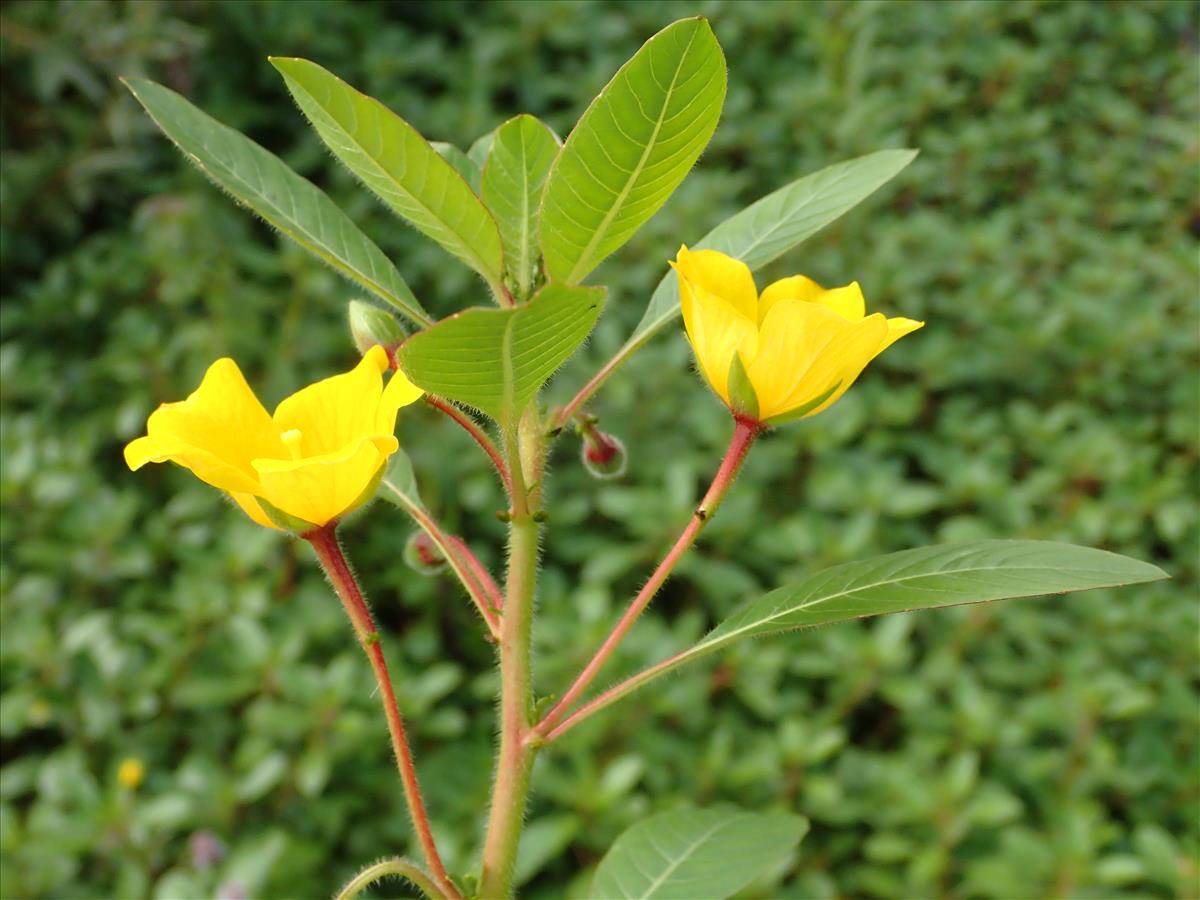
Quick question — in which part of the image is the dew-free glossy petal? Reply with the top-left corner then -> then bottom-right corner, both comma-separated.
254,434 -> 399,526
758,274 -> 825,323
879,316 -> 924,351
682,286 -> 759,405
673,245 -> 758,320
123,358 -> 283,494
273,346 -> 391,456
377,366 -> 423,432
816,282 -> 867,321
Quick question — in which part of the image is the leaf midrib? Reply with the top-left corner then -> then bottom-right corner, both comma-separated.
565,25 -> 701,284
700,558 -> 1155,651
637,817 -> 731,898
129,80 -> 430,325
281,63 -> 502,287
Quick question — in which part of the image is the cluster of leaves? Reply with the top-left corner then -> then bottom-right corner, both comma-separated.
1,1 -> 1196,898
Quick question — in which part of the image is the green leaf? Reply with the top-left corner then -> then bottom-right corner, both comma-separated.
431,141 -> 483,194
270,57 -> 505,293
540,17 -> 726,284
467,129 -> 497,169
590,809 -> 807,900
574,542 -> 1168,726
121,77 -> 430,327
482,115 -> 561,296
619,149 -> 920,370
700,541 -> 1166,651
397,283 -> 605,422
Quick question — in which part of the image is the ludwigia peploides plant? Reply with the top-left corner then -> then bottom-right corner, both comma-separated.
122,16 -> 1167,900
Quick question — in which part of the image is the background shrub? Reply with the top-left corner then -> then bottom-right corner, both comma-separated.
1,1 -> 1196,897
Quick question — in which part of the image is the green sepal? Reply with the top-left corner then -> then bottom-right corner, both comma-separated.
255,496 -> 319,535
725,353 -> 759,421
762,381 -> 841,427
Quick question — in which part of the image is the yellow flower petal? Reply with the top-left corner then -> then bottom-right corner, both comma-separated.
229,492 -> 279,529
672,245 -> 757,320
273,346 -> 391,456
681,284 -> 759,406
879,316 -> 924,351
816,282 -> 867,321
758,274 -> 825,323
746,301 -> 887,420
123,358 -> 282,494
793,313 -> 891,418
377,366 -> 424,433
254,434 -> 398,526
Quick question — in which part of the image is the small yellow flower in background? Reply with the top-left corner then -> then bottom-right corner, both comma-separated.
117,757 -> 145,790
125,346 -> 422,530
672,246 -> 923,424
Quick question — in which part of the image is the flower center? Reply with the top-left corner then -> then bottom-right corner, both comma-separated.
281,428 -> 305,460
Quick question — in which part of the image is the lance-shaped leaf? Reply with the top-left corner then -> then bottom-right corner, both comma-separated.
540,17 -> 726,285
590,809 -> 808,900
431,141 -> 483,194
397,283 -> 605,422
558,541 -> 1168,731
122,77 -> 430,327
270,57 -> 506,294
482,115 -> 561,296
626,148 -> 919,359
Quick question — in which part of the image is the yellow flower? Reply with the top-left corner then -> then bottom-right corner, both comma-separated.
117,757 -> 145,790
672,246 -> 923,424
124,346 -> 422,529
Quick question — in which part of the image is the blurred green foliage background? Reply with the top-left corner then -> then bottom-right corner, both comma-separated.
2,1 -> 1197,897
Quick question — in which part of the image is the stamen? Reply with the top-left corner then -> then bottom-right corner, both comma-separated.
281,429 -> 304,460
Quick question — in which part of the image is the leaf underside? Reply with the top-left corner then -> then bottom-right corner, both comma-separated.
271,57 -> 506,292
122,77 -> 429,326
397,283 -> 605,423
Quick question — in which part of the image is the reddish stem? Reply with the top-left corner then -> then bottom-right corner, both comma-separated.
305,526 -> 460,900
400,499 -> 502,634
533,417 -> 760,739
553,352 -> 624,432
424,395 -> 512,493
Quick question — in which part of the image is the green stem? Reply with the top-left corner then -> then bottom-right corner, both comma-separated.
478,411 -> 543,899
335,857 -> 445,900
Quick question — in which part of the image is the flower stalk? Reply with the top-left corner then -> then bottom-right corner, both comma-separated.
534,417 -> 760,739
305,526 -> 460,900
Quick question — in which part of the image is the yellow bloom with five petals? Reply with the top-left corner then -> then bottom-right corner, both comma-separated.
124,346 -> 422,529
672,246 -> 923,424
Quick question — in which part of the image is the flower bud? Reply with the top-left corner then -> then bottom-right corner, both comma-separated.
579,419 -> 627,480
348,300 -> 406,356
404,531 -> 448,575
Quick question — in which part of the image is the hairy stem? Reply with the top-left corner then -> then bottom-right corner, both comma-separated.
335,857 -> 446,900
306,526 -> 460,900
425,395 -> 512,493
382,478 -> 503,635
552,347 -> 627,432
478,411 -> 543,898
534,417 -> 760,738
541,647 -> 688,743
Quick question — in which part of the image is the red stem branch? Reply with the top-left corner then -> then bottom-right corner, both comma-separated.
305,526 -> 460,900
533,417 -> 760,739
552,352 -> 624,432
424,396 -> 511,493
